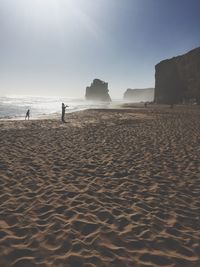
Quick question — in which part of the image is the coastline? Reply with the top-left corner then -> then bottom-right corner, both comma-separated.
0,97 -> 121,121
0,106 -> 200,266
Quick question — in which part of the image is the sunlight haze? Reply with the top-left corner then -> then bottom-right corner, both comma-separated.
0,0 -> 200,98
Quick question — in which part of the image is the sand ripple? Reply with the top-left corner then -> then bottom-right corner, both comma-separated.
0,106 -> 200,266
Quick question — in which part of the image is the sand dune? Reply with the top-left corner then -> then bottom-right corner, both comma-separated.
0,106 -> 200,266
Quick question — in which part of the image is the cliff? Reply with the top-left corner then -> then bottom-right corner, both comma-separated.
155,47 -> 200,104
85,79 -> 111,102
124,88 -> 154,102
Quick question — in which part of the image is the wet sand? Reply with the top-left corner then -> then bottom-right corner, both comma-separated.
0,106 -> 200,267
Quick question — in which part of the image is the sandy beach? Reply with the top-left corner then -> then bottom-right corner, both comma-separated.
0,105 -> 200,267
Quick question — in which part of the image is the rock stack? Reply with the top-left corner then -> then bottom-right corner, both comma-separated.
85,79 -> 111,102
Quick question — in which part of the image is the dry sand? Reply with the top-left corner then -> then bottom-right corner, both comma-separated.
0,106 -> 200,267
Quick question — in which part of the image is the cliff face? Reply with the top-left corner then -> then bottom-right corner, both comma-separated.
85,79 -> 111,102
124,88 -> 154,102
155,47 -> 200,104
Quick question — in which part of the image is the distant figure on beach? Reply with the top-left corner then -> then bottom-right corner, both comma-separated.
61,103 -> 69,123
25,109 -> 30,120
144,102 -> 148,108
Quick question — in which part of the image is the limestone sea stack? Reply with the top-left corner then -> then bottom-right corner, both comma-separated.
155,47 -> 200,104
85,79 -> 111,102
124,88 -> 154,102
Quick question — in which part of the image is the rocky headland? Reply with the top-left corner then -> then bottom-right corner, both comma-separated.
155,47 -> 200,104
124,88 -> 154,102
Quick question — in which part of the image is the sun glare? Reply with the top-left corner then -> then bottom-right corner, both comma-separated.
22,0 -> 105,42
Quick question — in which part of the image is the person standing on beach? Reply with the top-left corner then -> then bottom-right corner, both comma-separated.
25,109 -> 30,120
61,103 -> 69,123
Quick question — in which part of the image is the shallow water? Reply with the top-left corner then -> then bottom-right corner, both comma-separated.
0,96 -> 122,119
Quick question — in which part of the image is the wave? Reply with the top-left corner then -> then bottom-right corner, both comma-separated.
0,96 -> 121,120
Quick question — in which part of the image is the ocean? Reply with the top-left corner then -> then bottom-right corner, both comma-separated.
0,96 -> 122,120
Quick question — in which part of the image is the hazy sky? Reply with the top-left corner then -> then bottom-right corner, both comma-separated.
0,0 -> 200,98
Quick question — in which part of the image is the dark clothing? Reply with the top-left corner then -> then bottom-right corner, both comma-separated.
25,109 -> 30,120
61,103 -> 68,122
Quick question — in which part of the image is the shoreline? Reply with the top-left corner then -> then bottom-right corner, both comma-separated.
0,98 -> 125,121
1,102 -> 200,122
